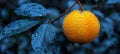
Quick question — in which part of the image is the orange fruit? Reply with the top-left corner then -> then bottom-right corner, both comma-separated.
63,10 -> 100,44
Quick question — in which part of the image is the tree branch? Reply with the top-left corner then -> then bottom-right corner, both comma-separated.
50,0 -> 83,24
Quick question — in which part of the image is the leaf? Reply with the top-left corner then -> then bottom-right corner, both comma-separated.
0,19 -> 40,40
18,36 -> 28,50
94,0 -> 99,3
47,8 -> 60,19
92,10 -> 104,19
106,0 -> 120,4
101,37 -> 118,47
110,12 -> 120,22
82,5 -> 95,10
67,1 -> 95,10
94,47 -> 107,54
18,0 -> 30,5
15,3 -> 47,17
1,37 -> 16,51
1,8 -> 8,19
101,21 -> 113,38
31,24 -> 59,54
67,0 -> 80,10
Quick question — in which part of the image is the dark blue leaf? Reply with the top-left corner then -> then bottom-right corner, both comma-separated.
110,12 -> 120,22
18,36 -> 28,50
15,3 -> 47,17
67,1 -> 94,10
93,37 -> 100,45
18,0 -> 30,5
0,19 -> 40,40
31,24 -> 59,54
105,17 -> 113,24
101,21 -> 113,38
32,24 -> 48,53
94,0 -> 99,3
0,38 -> 16,53
47,8 -> 60,19
82,43 -> 93,49
118,24 -> 120,32
92,10 -> 104,19
18,51 -> 26,54
2,38 -> 16,48
101,37 -> 118,47
1,8 -> 8,19
94,47 -> 107,54
106,0 -> 120,4
0,44 -> 7,52
82,5 -> 95,10
67,0 -> 79,10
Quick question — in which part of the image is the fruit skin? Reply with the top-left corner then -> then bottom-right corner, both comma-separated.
63,10 -> 100,44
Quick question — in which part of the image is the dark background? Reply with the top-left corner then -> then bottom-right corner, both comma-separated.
0,0 -> 120,54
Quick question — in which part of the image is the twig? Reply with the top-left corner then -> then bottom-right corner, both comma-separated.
50,0 -> 83,24
49,1 -> 77,23
77,0 -> 83,11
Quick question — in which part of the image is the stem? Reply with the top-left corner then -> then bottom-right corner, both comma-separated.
77,0 -> 83,11
50,1 -> 77,23
50,0 -> 83,24
64,1 -> 77,13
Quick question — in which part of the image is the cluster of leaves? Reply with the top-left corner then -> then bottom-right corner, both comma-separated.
0,0 -> 120,54
0,3 -> 63,54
